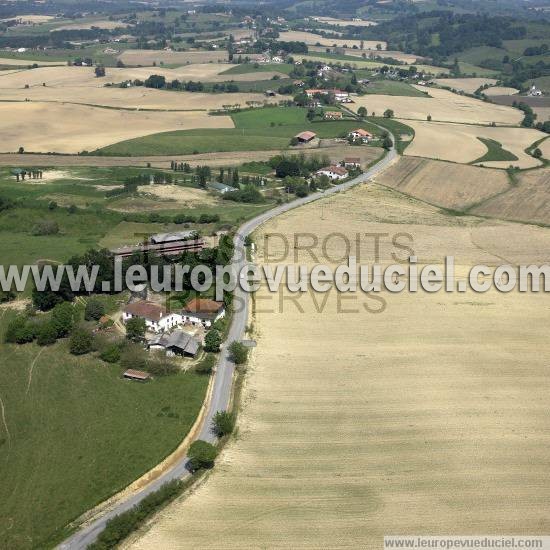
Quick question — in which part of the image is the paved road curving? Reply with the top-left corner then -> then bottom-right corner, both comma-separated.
59,137 -> 397,550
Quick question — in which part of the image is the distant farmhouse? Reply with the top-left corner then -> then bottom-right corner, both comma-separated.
316,165 -> 349,180
348,128 -> 372,143
207,182 -> 238,194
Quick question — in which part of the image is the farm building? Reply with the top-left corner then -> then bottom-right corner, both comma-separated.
294,131 -> 317,143
207,182 -> 238,194
182,298 -> 225,328
343,157 -> 361,168
110,236 -> 204,259
148,330 -> 200,358
123,301 -> 182,333
316,165 -> 349,180
348,128 -> 372,142
324,111 -> 343,120
150,231 -> 196,244
123,369 -> 151,382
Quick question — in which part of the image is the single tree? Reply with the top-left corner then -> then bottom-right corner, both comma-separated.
204,329 -> 222,352
213,411 -> 234,437
84,298 -> 105,321
357,106 -> 367,118
36,322 -> 57,346
126,317 -> 146,341
188,440 -> 217,470
229,341 -> 248,365
51,301 -> 76,337
383,109 -> 394,118
69,327 -> 94,355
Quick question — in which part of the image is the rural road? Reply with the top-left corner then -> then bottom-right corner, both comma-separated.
59,135 -> 397,550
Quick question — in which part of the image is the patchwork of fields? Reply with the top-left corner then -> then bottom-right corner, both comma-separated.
402,121 -> 545,168
351,86 -> 523,125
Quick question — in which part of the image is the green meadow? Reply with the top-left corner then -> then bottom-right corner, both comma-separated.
0,309 -> 209,549
95,106 -> 365,156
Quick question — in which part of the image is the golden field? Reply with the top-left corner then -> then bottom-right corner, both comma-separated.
472,167 -> 550,225
313,17 -> 377,27
351,86 -> 522,125
0,102 -> 234,154
117,49 -> 229,66
125,182 -> 550,549
484,86 -> 519,96
374,157 -> 510,210
402,120 -> 545,168
278,30 -> 386,50
434,77 -> 497,94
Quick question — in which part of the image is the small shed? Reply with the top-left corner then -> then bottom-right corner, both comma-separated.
123,369 -> 151,382
294,131 -> 317,143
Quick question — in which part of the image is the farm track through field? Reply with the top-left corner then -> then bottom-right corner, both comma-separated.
26,347 -> 45,396
0,395 -> 11,451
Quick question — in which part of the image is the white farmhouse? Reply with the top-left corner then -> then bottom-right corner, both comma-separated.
316,165 -> 349,181
123,301 -> 182,333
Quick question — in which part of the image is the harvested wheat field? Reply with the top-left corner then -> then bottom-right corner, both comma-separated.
117,49 -> 229,66
308,46 -> 421,64
0,87 -> 271,111
314,17 -> 377,26
434,77 -> 497,94
136,184 -> 218,207
0,64 -> 284,90
0,57 -> 63,67
374,156 -> 510,210
403,120 -> 545,168
0,102 -> 233,153
126,183 -> 550,550
0,144 -> 382,169
352,86 -> 522,125
278,30 -> 385,50
52,19 -> 128,31
472,167 -> 550,225
1,14 -> 54,24
484,86 -> 519,97
539,137 -> 550,159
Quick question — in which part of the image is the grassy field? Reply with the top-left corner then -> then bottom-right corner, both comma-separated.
0,165 -> 275,267
361,79 -> 429,97
472,137 -> 519,164
0,309 -> 209,549
95,107 -> 367,156
127,182 -> 550,549
369,116 -> 415,153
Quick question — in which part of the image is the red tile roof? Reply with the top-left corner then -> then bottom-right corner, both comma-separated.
319,165 -> 348,176
351,128 -> 372,137
183,298 -> 224,315
124,301 -> 166,322
295,131 -> 317,141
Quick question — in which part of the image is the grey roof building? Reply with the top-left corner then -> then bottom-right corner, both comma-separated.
148,330 -> 200,357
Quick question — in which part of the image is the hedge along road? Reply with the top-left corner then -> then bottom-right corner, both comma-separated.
58,133 -> 397,550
